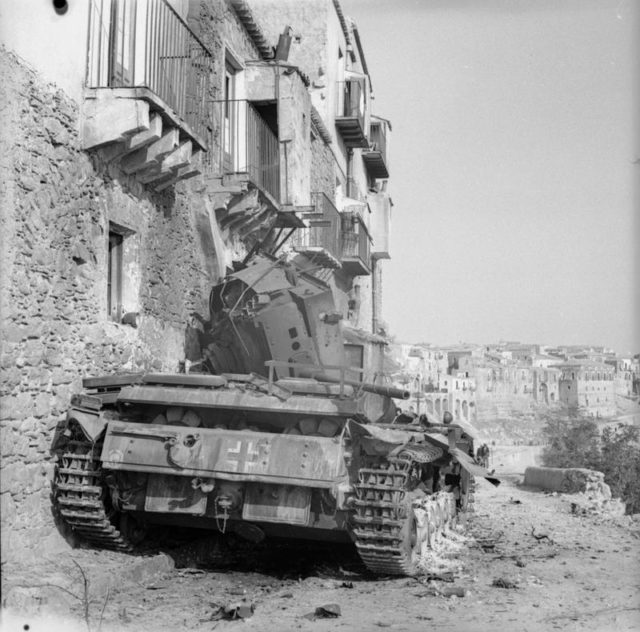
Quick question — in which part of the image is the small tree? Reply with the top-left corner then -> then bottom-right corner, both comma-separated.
599,424 -> 640,514
541,413 -> 640,514
542,414 -> 600,469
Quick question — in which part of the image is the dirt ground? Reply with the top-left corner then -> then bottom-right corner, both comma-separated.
2,445 -> 640,632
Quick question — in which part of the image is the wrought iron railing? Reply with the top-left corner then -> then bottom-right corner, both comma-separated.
341,211 -> 371,266
336,79 -> 365,122
86,0 -> 212,142
291,192 -> 342,260
210,99 -> 280,202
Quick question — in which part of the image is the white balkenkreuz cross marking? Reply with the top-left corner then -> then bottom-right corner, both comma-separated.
223,439 -> 267,472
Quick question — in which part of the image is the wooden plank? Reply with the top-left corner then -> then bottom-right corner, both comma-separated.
116,384 -> 356,416
82,373 -> 144,389
142,373 -> 228,388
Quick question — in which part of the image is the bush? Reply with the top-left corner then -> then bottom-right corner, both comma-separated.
599,424 -> 640,514
541,414 -> 640,514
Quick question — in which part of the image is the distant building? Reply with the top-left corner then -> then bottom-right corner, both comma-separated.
555,360 -> 616,417
531,366 -> 560,404
606,355 -> 639,397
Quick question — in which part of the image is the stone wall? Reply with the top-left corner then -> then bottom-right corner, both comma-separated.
310,136 -> 336,198
0,50 -> 214,564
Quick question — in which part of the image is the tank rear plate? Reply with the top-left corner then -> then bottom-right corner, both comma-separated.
242,483 -> 311,525
101,422 -> 347,488
144,474 -> 208,515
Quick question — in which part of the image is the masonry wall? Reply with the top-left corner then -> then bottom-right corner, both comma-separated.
0,51 -> 214,563
310,135 -> 336,197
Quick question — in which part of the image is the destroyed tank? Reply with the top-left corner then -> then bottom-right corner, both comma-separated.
53,254 -> 497,576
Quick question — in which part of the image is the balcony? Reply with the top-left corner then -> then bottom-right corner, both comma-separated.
362,120 -> 389,179
341,212 -> 372,276
290,193 -> 342,268
335,79 -> 368,148
83,0 -> 212,189
210,100 -> 280,203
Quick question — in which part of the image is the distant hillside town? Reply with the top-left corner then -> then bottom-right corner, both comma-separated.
388,342 -> 640,427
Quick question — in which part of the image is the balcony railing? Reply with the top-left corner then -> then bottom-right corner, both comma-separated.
209,100 -> 280,202
86,0 -> 212,144
341,212 -> 371,276
335,79 -> 368,148
362,120 -> 389,179
291,192 -> 342,265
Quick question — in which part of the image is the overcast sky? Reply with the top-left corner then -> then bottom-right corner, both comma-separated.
341,0 -> 639,354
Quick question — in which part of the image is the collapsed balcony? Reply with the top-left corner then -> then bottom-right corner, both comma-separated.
290,193 -> 342,269
83,0 -> 213,190
292,196 -> 372,276
340,211 -> 372,276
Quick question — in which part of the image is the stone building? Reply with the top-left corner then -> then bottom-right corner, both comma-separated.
606,355 -> 639,397
556,360 -> 616,418
0,0 -> 393,564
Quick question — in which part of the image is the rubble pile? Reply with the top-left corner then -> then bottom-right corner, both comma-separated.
567,471 -> 626,518
412,492 -> 470,574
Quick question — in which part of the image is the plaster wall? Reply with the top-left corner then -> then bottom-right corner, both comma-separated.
249,0 -> 348,179
0,0 -> 89,104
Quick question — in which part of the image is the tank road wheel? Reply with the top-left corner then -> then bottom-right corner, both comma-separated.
53,432 -> 133,552
393,490 -> 428,576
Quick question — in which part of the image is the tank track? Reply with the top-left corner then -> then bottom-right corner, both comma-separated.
351,455 -> 458,576
54,438 -> 133,552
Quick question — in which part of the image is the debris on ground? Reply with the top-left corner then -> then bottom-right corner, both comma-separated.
530,526 -> 552,542
422,571 -> 455,583
303,603 -> 341,620
208,600 -> 255,620
437,585 -> 467,598
492,577 -> 518,589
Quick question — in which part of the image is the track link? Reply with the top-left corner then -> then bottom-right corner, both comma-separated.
352,456 -> 419,575
54,438 -> 132,552
352,455 -> 460,576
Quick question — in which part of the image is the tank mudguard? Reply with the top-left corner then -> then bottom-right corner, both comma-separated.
66,408 -> 107,443
100,421 -> 348,488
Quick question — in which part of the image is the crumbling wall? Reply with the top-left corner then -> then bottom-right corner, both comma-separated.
523,467 -> 626,517
523,467 -> 600,493
0,50 -> 211,563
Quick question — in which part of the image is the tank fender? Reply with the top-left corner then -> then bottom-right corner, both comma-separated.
450,447 -> 501,486
66,408 -> 107,443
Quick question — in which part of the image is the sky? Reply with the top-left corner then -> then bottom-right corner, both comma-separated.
341,0 -> 639,354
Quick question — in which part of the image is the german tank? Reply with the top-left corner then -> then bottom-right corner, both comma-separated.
53,254 -> 498,576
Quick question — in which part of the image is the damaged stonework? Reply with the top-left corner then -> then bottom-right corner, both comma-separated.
523,467 -> 626,517
0,50 -> 214,563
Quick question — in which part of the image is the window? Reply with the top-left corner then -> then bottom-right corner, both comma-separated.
223,58 -> 238,172
108,221 -> 136,323
108,0 -> 136,86
108,229 -> 123,322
